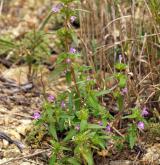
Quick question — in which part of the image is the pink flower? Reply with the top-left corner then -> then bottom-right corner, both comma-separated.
48,94 -> 55,102
75,125 -> 80,131
70,16 -> 76,23
106,125 -> 111,132
137,121 -> 144,130
52,4 -> 62,13
121,87 -> 128,95
33,112 -> 41,120
61,101 -> 66,108
69,47 -> 76,54
66,58 -> 71,64
141,107 -> 149,117
98,121 -> 103,126
119,54 -> 122,63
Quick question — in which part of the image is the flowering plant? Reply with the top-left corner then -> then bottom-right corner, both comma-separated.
31,0 -> 149,164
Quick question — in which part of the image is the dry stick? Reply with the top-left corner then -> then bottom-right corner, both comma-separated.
102,15 -> 131,34
145,91 -> 155,104
133,151 -> 140,165
111,125 -> 124,138
23,159 -> 37,165
0,0 -> 4,15
143,0 -> 160,42
110,1 -> 117,72
0,149 -> 51,165
95,32 -> 160,54
136,72 -> 151,88
139,33 -> 147,76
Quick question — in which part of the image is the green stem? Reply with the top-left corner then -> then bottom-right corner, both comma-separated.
38,11 -> 53,31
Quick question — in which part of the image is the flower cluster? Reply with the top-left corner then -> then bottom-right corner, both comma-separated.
52,4 -> 63,13
33,112 -> 41,120
70,16 -> 76,23
48,94 -> 55,102
137,121 -> 144,130
69,47 -> 76,54
141,107 -> 149,117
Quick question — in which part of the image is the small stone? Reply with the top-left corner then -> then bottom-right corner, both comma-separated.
8,130 -> 21,140
2,139 -> 9,148
155,137 -> 160,141
16,125 -> 28,136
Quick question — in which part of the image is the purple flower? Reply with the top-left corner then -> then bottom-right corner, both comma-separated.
69,47 -> 76,54
61,101 -> 66,108
48,94 -> 55,102
52,4 -> 62,13
98,121 -> 103,126
75,125 -> 80,131
33,112 -> 41,120
66,58 -> 71,64
70,16 -> 76,23
141,107 -> 149,117
106,125 -> 111,132
121,87 -> 128,95
119,54 -> 122,63
137,121 -> 144,130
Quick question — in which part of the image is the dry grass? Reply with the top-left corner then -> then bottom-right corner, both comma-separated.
79,0 -> 160,113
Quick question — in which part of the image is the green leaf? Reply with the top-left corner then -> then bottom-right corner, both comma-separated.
95,89 -> 111,97
39,11 -> 53,31
127,124 -> 137,149
115,63 -> 127,71
114,73 -> 127,88
0,38 -> 17,48
122,108 -> 141,119
88,124 -> 105,129
87,94 -> 99,109
49,64 -> 66,81
68,92 -> 73,111
66,71 -> 72,84
71,32 -> 78,46
117,94 -> 123,111
81,147 -> 94,165
63,129 -> 77,142
91,136 -> 106,149
119,75 -> 127,88
80,120 -> 88,132
49,154 -> 56,165
67,157 -> 81,165
49,124 -> 58,140
74,93 -> 81,111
